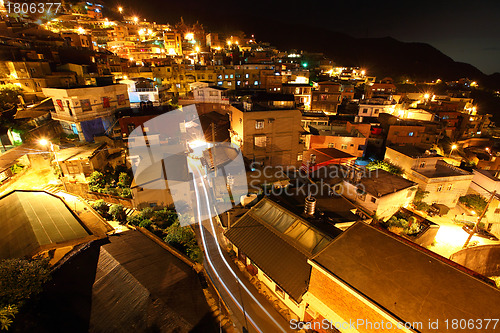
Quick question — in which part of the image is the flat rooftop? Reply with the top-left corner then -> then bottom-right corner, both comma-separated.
358,169 -> 416,198
388,145 -> 442,158
416,162 -> 471,178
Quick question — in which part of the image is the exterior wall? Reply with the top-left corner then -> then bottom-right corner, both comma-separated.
358,104 -> 394,117
386,126 -> 426,145
193,87 -> 229,104
304,265 -> 407,333
384,148 -> 441,173
309,135 -> 366,158
232,245 -> 307,320
342,180 -> 417,219
409,171 -> 473,207
470,171 -> 500,197
229,106 -> 304,167
43,85 -> 129,124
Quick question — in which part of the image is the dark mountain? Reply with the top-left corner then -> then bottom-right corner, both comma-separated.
246,22 -> 499,89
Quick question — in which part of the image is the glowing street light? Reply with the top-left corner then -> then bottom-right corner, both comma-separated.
195,46 -> 200,53
133,16 -> 138,23
424,93 -> 430,100
185,33 -> 194,41
118,6 -> 123,13
449,144 -> 457,158
361,70 -> 366,76
39,139 -> 62,175
226,40 -> 232,46
77,27 -> 85,34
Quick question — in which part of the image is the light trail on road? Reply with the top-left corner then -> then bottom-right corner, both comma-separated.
189,160 -> 289,333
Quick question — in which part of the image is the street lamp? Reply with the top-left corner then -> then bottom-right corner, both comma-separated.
133,16 -> 138,23
39,139 -> 62,176
449,144 -> 457,158
118,6 -> 123,13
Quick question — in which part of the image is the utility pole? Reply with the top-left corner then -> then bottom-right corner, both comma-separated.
463,190 -> 496,248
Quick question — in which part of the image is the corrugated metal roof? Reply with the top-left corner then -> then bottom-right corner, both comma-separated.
225,213 -> 311,302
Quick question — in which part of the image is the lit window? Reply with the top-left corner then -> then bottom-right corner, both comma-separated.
408,132 -> 414,137
297,154 -> 303,161
254,80 -> 259,85
447,184 -> 453,191
255,120 -> 264,129
341,144 -> 347,150
275,285 -> 285,298
328,143 -> 335,148
254,135 -> 266,148
437,185 -> 443,192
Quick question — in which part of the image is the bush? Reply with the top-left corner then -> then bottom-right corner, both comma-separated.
117,172 -> 131,188
0,258 -> 50,308
109,204 -> 126,222
120,187 -> 132,199
459,194 -> 488,215
87,171 -> 106,191
10,164 -> 25,174
367,160 -> 403,176
91,199 -> 109,216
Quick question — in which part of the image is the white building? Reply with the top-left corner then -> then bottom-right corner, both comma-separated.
42,84 -> 129,141
119,78 -> 162,107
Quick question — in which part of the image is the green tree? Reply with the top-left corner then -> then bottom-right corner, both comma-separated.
0,84 -> 23,112
109,204 -> 126,222
87,171 -> 106,192
120,187 -> 132,199
0,258 -> 50,327
367,160 -> 403,176
459,194 -> 488,215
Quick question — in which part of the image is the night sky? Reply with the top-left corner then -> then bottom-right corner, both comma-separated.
112,0 -> 500,74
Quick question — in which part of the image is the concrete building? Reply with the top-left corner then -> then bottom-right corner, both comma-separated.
306,124 -> 367,158
385,145 -> 473,207
303,222 -> 500,333
311,82 -> 342,115
119,78 -> 165,107
42,84 -> 129,141
283,83 -> 313,110
339,168 -> 418,220
229,94 -> 304,167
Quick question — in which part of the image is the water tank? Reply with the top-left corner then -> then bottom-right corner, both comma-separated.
304,196 -> 316,215
240,193 -> 258,207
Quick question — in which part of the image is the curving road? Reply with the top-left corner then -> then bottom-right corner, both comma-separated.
188,157 -> 291,333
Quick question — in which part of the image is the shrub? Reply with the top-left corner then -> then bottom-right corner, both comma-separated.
120,187 -> 132,198
91,199 -> 109,216
459,194 -> 488,215
109,204 -> 126,222
0,258 -> 50,307
367,160 -> 403,176
10,163 -> 25,174
87,171 -> 106,191
117,172 -> 131,188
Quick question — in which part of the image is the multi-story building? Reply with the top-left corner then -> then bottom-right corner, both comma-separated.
42,84 -> 129,141
283,83 -> 312,110
311,81 -> 342,114
228,94 -> 304,167
385,145 -> 473,207
306,124 -> 367,158
163,30 -> 183,55
340,168 -> 418,219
